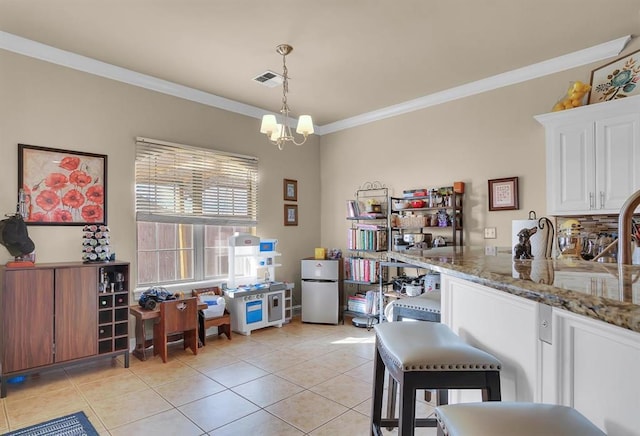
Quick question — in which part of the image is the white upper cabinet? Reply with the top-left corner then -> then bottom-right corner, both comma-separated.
536,95 -> 640,215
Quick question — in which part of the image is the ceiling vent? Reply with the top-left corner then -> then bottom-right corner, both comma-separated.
253,70 -> 283,88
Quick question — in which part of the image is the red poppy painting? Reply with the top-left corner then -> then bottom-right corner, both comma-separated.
18,144 -> 107,225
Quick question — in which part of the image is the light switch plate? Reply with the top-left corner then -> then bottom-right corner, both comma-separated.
484,227 -> 497,239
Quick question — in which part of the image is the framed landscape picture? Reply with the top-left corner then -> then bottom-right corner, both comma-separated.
18,144 -> 107,225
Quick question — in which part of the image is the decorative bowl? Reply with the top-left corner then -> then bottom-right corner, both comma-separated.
392,200 -> 409,210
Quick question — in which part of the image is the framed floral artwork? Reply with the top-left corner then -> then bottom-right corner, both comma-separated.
588,49 -> 640,104
18,144 -> 107,225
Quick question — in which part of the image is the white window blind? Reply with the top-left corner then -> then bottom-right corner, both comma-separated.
135,137 -> 258,225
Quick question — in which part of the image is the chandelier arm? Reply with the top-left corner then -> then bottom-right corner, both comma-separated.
267,131 -> 307,147
289,135 -> 308,146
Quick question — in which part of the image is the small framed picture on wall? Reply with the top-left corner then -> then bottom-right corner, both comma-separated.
488,177 -> 519,211
283,179 -> 297,201
284,204 -> 298,226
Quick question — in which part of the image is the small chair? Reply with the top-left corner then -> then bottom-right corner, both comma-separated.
153,297 -> 199,363
435,402 -> 605,436
192,287 -> 231,345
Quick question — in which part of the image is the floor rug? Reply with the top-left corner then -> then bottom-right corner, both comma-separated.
2,412 -> 98,436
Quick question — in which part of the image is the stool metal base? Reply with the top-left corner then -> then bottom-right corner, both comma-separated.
351,316 -> 378,329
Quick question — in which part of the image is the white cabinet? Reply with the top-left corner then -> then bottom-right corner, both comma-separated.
596,114 -> 640,211
546,309 -> 640,435
441,274 -> 640,435
441,275 -> 542,403
536,95 -> 640,215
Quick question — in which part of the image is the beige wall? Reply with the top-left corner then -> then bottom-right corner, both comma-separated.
319,39 -> 640,252
2,37 -> 640,303
0,50 -> 321,304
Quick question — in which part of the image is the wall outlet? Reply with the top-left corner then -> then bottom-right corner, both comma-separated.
485,246 -> 497,256
484,227 -> 497,239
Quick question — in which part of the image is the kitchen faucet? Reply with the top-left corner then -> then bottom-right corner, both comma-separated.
618,189 -> 640,264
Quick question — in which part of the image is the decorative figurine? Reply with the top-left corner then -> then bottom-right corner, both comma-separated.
513,226 -> 537,260
437,209 -> 449,227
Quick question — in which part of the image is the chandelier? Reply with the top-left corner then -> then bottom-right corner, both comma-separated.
260,44 -> 314,150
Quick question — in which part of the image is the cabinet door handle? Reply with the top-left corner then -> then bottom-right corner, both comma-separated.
589,192 -> 594,209
600,191 -> 605,209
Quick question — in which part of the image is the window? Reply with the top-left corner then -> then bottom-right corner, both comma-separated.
135,138 -> 258,287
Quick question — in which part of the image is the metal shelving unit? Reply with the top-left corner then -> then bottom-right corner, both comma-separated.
343,182 -> 389,326
389,186 -> 463,253
377,260 -> 430,324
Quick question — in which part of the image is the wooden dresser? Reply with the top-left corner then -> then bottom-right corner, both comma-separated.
0,261 -> 130,397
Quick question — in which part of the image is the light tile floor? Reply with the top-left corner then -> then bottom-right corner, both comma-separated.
0,317 -> 437,435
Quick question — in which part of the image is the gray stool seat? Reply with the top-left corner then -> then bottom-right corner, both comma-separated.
376,321 -> 501,372
435,402 -> 605,436
392,291 -> 441,322
371,322 -> 502,436
387,291 -> 442,421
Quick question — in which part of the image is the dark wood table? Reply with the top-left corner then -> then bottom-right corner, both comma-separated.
129,302 -> 206,361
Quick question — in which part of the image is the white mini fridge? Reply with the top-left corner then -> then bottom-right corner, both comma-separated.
301,258 -> 342,324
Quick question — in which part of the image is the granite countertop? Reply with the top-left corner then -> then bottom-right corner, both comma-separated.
388,247 -> 640,333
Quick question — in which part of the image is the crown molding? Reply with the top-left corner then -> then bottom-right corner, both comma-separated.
317,35 -> 632,135
0,31 -> 269,120
0,31 -> 632,136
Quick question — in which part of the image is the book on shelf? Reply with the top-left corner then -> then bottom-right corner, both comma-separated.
365,290 -> 379,315
354,223 -> 386,230
346,228 -> 388,251
357,212 -> 386,219
347,293 -> 367,313
347,291 -> 379,315
346,200 -> 360,218
343,257 -> 381,282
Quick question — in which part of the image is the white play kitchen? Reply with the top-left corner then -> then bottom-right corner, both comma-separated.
223,233 -> 289,335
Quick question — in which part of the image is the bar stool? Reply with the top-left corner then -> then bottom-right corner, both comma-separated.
435,402 -> 605,436
391,290 -> 441,322
387,291 -> 442,419
371,321 -> 502,436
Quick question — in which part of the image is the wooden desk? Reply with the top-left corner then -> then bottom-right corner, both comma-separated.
129,302 -> 206,361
